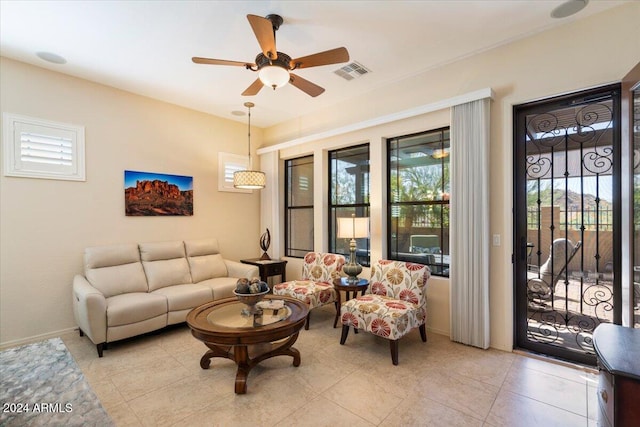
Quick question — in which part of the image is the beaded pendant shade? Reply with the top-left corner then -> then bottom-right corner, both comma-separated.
233,170 -> 266,189
233,102 -> 265,189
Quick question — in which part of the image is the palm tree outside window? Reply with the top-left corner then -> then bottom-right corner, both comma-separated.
388,128 -> 450,276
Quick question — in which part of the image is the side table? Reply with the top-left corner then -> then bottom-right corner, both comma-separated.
241,258 -> 287,284
333,277 -> 369,328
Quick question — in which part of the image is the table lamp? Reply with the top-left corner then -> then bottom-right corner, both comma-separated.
337,214 -> 369,283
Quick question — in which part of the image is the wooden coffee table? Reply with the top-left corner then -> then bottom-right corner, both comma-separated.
186,295 -> 308,394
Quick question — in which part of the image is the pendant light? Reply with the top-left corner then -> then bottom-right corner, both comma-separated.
233,102 -> 266,189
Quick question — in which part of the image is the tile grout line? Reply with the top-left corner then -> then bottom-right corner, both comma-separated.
482,351 -> 518,424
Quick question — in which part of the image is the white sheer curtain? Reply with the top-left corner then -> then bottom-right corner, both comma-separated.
450,97 -> 491,349
259,150 -> 281,258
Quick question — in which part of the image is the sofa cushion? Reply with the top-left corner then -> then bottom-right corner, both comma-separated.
188,254 -> 228,283
139,240 -> 186,261
143,258 -> 192,291
151,284 -> 212,312
139,241 -> 192,291
84,244 -> 148,298
106,292 -> 167,327
85,244 -> 141,269
86,262 -> 148,298
185,238 -> 228,282
184,238 -> 220,257
273,280 -> 337,309
199,277 -> 238,300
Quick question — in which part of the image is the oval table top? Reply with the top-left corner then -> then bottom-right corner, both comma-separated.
187,295 -> 308,346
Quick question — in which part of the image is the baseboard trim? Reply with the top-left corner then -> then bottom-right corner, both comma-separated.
426,326 -> 450,337
0,327 -> 78,350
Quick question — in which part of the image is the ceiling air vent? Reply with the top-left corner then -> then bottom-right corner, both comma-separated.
334,61 -> 371,81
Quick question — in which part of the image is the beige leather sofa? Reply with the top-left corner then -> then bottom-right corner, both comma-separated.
72,238 -> 258,357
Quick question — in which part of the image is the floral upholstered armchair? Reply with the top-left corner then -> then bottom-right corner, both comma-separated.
340,259 -> 431,365
273,252 -> 345,329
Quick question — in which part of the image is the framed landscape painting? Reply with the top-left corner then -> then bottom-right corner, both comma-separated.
124,170 -> 193,216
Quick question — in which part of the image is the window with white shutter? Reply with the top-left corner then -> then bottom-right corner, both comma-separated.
3,113 -> 85,181
218,152 -> 250,193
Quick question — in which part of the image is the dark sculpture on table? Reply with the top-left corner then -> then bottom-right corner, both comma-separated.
259,228 -> 271,260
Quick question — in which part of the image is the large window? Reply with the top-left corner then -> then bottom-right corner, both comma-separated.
285,155 -> 314,257
388,128 -> 450,276
329,144 -> 370,266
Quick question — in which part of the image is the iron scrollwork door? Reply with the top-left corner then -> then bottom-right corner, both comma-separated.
514,84 -> 621,365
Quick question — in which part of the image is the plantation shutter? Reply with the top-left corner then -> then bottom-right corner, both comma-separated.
217,152 -> 249,192
3,113 -> 85,181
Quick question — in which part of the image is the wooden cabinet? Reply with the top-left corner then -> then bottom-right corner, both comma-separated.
593,324 -> 640,427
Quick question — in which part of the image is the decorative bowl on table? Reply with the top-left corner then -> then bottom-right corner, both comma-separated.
234,278 -> 270,316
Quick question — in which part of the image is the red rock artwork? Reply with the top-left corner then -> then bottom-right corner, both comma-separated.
124,171 -> 193,216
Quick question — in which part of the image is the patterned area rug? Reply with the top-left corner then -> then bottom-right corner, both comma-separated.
0,337 -> 113,426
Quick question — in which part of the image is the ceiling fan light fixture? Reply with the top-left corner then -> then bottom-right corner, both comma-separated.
193,15 -> 349,97
259,64 -> 290,89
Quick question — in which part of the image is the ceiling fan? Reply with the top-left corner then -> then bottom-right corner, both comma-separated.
192,14 -> 350,97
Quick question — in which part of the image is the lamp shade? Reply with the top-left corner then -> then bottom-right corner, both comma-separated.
337,216 -> 369,239
233,170 -> 266,189
259,65 -> 290,89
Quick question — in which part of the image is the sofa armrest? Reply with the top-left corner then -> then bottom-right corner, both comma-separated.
224,260 -> 259,279
72,274 -> 107,345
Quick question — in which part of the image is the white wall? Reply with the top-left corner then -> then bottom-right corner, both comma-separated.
263,3 -> 640,351
0,58 -> 263,346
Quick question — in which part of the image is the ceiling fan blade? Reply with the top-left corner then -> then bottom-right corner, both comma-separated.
241,78 -> 264,96
247,14 -> 277,60
192,57 -> 253,67
289,73 -> 325,97
291,47 -> 349,69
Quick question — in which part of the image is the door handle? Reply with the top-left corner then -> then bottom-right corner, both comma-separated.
520,236 -> 528,261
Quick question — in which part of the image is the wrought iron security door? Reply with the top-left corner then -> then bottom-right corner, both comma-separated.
514,85 -> 621,365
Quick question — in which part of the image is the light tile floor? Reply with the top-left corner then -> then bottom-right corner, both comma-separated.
61,305 -> 600,427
